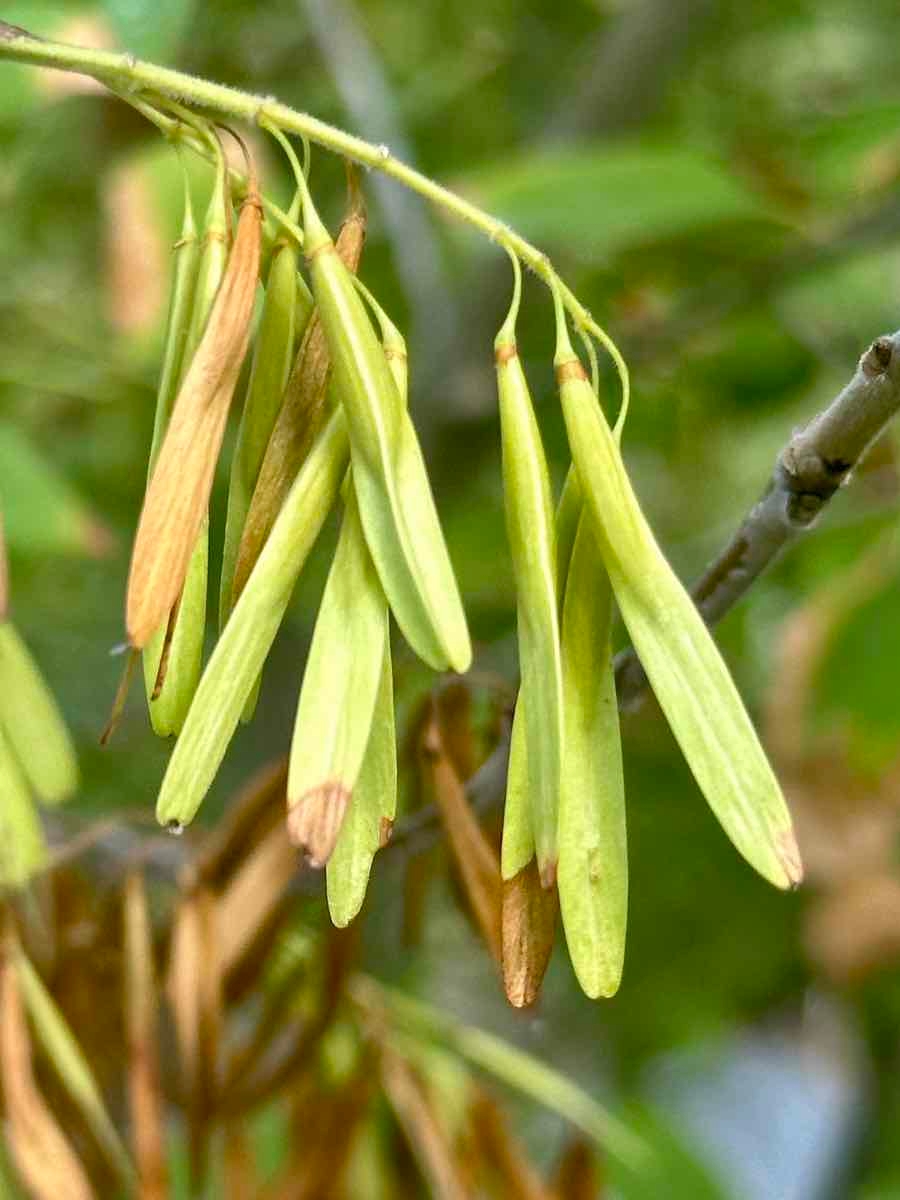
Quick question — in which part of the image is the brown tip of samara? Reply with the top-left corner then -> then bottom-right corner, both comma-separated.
538,859 -> 558,890
494,341 -> 518,366
501,861 -> 558,1009
286,781 -> 351,867
555,357 -> 588,385
778,828 -> 804,891
378,817 -> 394,848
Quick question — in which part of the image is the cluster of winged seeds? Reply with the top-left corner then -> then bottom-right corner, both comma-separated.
3,101 -> 802,1002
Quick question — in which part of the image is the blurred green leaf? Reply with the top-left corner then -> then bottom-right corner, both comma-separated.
611,1105 -> 728,1200
456,144 -> 780,258
814,563 -> 900,772
0,423 -> 112,559
102,0 -> 197,61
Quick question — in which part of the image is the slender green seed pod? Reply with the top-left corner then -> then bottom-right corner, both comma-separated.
0,622 -> 78,805
552,300 -> 801,890
300,186 -> 470,673
326,639 -> 397,927
232,191 -> 367,608
495,260 -> 563,884
556,511 -> 627,999
0,725 -> 45,887
219,234 -> 299,632
141,151 -> 231,734
286,485 -> 389,865
310,286 -> 406,899
14,951 -> 136,1189
145,159 -> 201,476
500,696 -> 535,880
155,410 -> 349,830
555,467 -> 583,608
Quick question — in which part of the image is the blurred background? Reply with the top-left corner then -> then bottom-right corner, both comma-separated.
3,0 -> 900,1196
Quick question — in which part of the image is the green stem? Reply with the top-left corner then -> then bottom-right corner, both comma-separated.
0,24 -> 629,409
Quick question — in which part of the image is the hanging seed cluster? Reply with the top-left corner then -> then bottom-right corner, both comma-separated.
1,102 -> 803,1002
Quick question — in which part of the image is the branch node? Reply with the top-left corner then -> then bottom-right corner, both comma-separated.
863,336 -> 893,376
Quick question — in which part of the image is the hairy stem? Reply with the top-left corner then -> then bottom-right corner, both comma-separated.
0,22 -> 629,404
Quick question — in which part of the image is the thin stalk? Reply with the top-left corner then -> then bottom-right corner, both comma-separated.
0,25 -> 628,409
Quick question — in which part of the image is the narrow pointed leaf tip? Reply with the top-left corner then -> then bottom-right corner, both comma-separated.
0,622 -> 78,804
287,487 -> 388,867
155,410 -> 349,830
300,185 -> 471,673
551,300 -> 802,890
557,511 -> 627,999
326,647 -> 396,927
126,164 -> 263,649
495,253 -> 564,882
231,183 -> 368,611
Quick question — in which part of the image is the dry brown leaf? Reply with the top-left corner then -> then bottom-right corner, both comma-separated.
0,940 -> 96,1200
123,872 -> 168,1200
165,885 -> 222,1188
231,173 -> 367,604
193,758 -> 288,888
419,703 -> 503,967
221,924 -> 357,1113
435,682 -> 479,781
501,860 -> 558,1008
551,1136 -> 603,1200
380,1045 -> 471,1200
126,170 -> 263,647
222,1120 -> 259,1199
217,818 -> 297,977
259,1068 -> 371,1200
467,1088 -> 550,1200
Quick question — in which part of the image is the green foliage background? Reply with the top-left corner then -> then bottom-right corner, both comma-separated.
3,0 -> 900,1194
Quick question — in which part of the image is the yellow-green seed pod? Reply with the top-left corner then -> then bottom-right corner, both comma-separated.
155,409 -> 349,830
556,510 -> 627,999
326,641 -> 397,926
145,158 -> 201,476
495,260 -> 563,884
14,950 -> 136,1190
553,301 -> 801,890
0,725 -> 45,887
286,485 -> 389,865
232,185 -> 367,614
300,186 -> 470,673
555,467 -> 583,608
219,233 -> 300,632
141,150 -> 232,735
500,695 -> 535,880
0,622 -> 78,805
